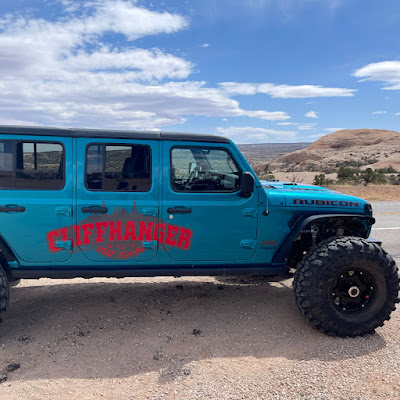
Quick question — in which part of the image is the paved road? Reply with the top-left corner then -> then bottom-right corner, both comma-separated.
371,201 -> 400,262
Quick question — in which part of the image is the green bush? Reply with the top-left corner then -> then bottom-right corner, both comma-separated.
377,166 -> 397,174
336,166 -> 361,184
258,173 -> 276,181
360,168 -> 387,185
313,174 -> 335,187
388,174 -> 400,185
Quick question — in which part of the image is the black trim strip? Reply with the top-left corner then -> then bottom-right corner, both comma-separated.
12,265 -> 288,279
0,126 -> 230,143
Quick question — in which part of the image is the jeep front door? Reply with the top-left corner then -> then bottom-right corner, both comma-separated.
162,142 -> 258,262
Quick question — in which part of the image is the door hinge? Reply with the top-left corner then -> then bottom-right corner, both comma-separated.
240,239 -> 256,249
243,208 -> 257,218
142,208 -> 158,218
142,240 -> 157,250
56,206 -> 72,217
55,240 -> 72,250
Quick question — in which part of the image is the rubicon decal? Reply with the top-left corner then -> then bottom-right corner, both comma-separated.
46,203 -> 193,259
293,199 -> 359,207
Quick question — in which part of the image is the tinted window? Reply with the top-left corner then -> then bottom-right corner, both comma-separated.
16,143 -> 64,189
0,141 -> 64,190
0,142 -> 14,188
86,144 -> 151,192
171,147 -> 240,192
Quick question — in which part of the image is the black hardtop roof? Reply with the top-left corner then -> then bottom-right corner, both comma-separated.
0,125 -> 230,144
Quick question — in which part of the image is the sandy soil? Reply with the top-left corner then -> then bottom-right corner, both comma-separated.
0,276 -> 399,400
331,185 -> 400,201
272,171 -> 336,185
271,172 -> 400,201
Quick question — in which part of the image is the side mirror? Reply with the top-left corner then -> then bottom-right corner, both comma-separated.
240,172 -> 255,197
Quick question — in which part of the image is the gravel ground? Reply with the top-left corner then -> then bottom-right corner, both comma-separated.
0,272 -> 399,400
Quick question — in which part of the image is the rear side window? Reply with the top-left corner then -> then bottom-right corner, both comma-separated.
0,142 -> 13,188
0,141 -> 64,190
86,144 -> 151,192
171,146 -> 241,192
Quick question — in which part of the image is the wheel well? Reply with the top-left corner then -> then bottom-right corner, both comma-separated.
287,216 -> 371,269
0,252 -> 14,281
0,236 -> 17,281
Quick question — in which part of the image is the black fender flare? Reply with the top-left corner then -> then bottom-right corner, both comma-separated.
272,213 -> 375,264
0,236 -> 18,281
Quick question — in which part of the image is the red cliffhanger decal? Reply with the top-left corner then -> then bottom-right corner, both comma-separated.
46,203 -> 193,259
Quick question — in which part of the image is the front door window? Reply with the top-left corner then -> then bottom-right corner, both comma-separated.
171,147 -> 240,192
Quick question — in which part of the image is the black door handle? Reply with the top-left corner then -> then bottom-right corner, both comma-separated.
167,207 -> 192,214
82,206 -> 108,214
0,205 -> 25,213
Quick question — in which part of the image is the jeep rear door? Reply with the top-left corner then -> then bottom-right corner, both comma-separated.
162,141 -> 258,262
0,135 -> 73,263
75,138 -> 160,263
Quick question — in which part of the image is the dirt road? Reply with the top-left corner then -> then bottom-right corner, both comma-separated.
0,274 -> 399,400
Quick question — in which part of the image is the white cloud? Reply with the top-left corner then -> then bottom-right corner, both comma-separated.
395,113 -> 400,116
201,43 -> 210,48
308,133 -> 326,139
0,1 -> 292,129
238,110 -> 290,120
354,61 -> 400,90
324,128 -> 344,132
0,2 -> 354,131
372,110 -> 387,115
221,82 -> 356,98
216,126 -> 297,144
219,82 -> 258,96
298,123 -> 317,130
56,0 -> 81,13
258,84 -> 355,98
277,122 -> 299,126
305,111 -> 319,119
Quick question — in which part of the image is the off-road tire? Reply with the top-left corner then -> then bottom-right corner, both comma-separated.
293,236 -> 400,337
0,265 -> 9,325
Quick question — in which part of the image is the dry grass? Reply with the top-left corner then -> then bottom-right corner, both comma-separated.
268,172 -> 399,202
330,185 -> 400,201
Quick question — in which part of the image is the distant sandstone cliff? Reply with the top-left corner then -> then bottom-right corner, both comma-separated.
265,129 -> 400,173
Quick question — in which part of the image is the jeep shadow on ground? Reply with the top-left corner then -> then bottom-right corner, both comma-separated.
0,278 -> 386,384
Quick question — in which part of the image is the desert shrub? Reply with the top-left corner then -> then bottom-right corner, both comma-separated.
336,160 -> 364,168
377,166 -> 397,174
388,174 -> 400,185
313,174 -> 335,187
289,173 -> 304,183
336,166 -> 361,184
360,168 -> 387,185
321,167 -> 335,174
258,173 -> 276,181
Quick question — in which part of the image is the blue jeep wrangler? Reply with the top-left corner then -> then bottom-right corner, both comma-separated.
0,126 -> 398,337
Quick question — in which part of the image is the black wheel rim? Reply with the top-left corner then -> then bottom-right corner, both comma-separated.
330,268 -> 376,313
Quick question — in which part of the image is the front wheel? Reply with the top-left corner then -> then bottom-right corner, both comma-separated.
293,237 -> 400,337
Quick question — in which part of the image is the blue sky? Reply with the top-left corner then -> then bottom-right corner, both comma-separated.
0,0 -> 399,143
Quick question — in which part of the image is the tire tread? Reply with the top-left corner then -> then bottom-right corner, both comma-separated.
293,236 -> 400,337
